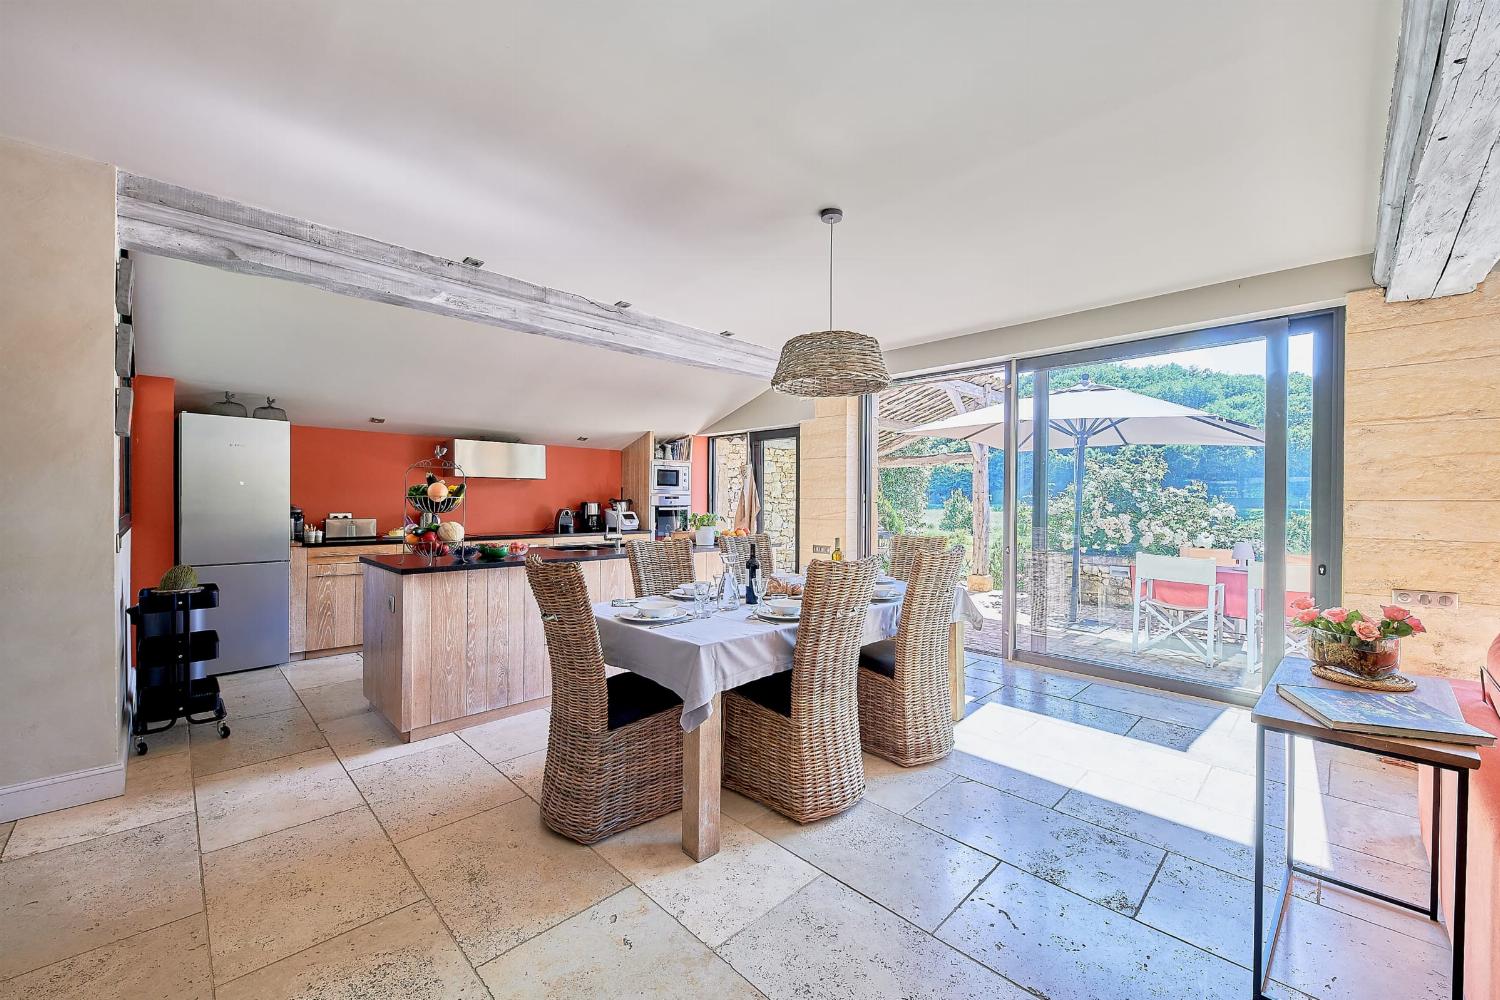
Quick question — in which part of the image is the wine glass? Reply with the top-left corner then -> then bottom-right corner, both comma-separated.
753,574 -> 769,604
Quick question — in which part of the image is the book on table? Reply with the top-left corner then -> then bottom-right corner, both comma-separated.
1277,684 -> 1496,747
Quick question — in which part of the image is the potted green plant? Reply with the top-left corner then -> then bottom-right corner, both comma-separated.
688,513 -> 721,548
1288,599 -> 1427,677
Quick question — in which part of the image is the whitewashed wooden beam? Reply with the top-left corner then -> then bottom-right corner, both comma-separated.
878,452 -> 973,469
115,173 -> 778,377
1375,0 -> 1500,301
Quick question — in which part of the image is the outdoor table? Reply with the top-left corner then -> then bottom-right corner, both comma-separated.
1250,657 -> 1480,999
594,578 -> 979,860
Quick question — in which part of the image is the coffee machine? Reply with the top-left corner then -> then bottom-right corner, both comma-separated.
578,501 -> 603,533
554,508 -> 575,533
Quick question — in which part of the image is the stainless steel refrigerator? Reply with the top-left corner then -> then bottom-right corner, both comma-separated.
178,412 -> 290,675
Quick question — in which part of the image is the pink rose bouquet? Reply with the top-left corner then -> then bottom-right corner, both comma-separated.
1286,603 -> 1427,641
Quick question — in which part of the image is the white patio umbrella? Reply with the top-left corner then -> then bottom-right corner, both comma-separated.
908,376 -> 1264,621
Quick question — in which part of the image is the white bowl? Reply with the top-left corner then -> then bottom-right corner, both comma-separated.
873,585 -> 897,600
765,598 -> 802,617
636,597 -> 679,619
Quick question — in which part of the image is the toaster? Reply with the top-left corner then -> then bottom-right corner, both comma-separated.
324,515 -> 378,539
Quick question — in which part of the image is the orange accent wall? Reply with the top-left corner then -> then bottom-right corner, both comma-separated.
130,375 -> 176,598
291,425 -> 623,535
691,435 -> 709,514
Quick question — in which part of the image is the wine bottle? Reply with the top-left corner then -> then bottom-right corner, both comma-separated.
831,537 -> 843,562
744,544 -> 760,605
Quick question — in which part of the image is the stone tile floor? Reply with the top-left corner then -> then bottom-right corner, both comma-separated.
0,650 -> 1453,999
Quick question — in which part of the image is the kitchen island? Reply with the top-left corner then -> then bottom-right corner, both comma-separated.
361,544 -> 724,741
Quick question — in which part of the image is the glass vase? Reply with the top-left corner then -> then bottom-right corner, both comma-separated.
1308,629 -> 1400,678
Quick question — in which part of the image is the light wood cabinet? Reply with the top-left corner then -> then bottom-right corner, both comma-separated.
295,543 -> 401,656
363,556 -> 638,740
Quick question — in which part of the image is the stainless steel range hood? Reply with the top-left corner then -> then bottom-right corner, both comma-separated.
450,439 -> 547,479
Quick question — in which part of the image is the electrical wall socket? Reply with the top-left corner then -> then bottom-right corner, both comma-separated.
1390,589 -> 1459,610
811,544 -> 832,555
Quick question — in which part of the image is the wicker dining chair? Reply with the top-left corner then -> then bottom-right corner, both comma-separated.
626,537 -> 695,597
525,554 -> 684,844
718,532 -> 776,575
888,533 -> 946,582
857,547 -> 964,767
723,556 -> 878,823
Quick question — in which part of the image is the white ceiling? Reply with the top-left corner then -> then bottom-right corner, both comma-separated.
2,1 -> 1401,435
130,253 -> 763,447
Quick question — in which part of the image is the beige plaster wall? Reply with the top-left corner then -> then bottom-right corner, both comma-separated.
1342,283 -> 1500,679
0,137 -> 122,791
797,397 -> 861,568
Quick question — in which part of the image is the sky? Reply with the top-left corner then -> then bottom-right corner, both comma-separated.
1120,334 -> 1315,376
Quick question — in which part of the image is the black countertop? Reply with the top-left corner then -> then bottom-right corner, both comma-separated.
297,528 -> 649,549
362,543 -> 717,575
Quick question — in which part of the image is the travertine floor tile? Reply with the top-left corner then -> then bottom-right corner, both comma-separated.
1326,758 -> 1419,816
1073,681 -> 1230,730
193,747 -> 363,853
202,806 -> 421,983
280,652 -> 363,692
397,798 -> 626,965
351,739 -> 523,842
0,821 -> 11,856
0,913 -> 211,1000
1135,852 -> 1280,965
218,666 -> 302,720
0,814 -> 202,979
722,789 -> 774,826
495,748 -> 545,800
1313,882 -> 1451,948
721,875 -> 1028,1000
977,685 -> 1139,735
295,676 -> 371,727
214,902 -> 487,1000
937,741 -> 1085,808
477,886 -> 761,999
860,753 -> 954,814
456,707 -> 550,764
910,778 -> 1163,914
750,800 -> 995,931
321,711 -> 459,770
189,706 -> 325,777
966,659 -> 1092,699
4,751 -> 193,859
593,813 -> 818,947
134,720 -> 191,758
1271,893 -> 1449,999
936,862 -> 1245,1000
1313,789 -> 1427,868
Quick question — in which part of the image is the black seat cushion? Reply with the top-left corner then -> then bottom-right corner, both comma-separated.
859,638 -> 897,678
733,670 -> 793,717
606,672 -> 683,730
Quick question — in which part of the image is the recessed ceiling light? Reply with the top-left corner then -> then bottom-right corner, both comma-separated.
614,300 -> 632,309
720,330 -> 734,338
368,417 -> 386,424
461,256 -> 484,267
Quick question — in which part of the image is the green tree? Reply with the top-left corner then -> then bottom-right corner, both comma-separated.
876,466 -> 929,533
939,489 -> 973,532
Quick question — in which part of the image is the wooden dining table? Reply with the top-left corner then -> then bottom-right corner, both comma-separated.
593,579 -> 978,860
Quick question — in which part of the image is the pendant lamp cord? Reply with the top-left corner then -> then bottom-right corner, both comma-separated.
828,222 -> 835,331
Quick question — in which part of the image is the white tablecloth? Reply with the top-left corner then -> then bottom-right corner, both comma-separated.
593,581 -> 980,731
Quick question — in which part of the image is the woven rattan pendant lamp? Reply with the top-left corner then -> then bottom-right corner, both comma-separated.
771,207 -> 890,397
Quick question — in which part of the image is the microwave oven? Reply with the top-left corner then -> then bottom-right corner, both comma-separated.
652,461 -> 690,491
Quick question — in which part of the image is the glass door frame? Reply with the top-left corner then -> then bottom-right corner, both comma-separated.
747,426 -> 801,563
862,307 -> 1344,707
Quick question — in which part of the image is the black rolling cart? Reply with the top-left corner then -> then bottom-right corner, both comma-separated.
127,584 -> 230,755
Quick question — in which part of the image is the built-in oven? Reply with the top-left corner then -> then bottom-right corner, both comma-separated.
652,491 -> 690,538
652,461 -> 691,492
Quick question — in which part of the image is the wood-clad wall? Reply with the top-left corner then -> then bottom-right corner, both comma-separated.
1342,282 -> 1500,679
797,397 -> 862,568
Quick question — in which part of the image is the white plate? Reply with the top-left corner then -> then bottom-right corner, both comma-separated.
876,576 -> 898,585
871,594 -> 900,603
617,610 -> 690,626
753,609 -> 801,623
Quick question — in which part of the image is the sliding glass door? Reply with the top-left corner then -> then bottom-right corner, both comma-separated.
864,309 -> 1342,702
1011,311 -> 1342,697
709,428 -> 800,573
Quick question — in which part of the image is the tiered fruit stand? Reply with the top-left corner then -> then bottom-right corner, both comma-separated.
404,445 -> 467,561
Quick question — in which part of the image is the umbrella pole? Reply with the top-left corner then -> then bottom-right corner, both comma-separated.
1070,431 -> 1084,623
